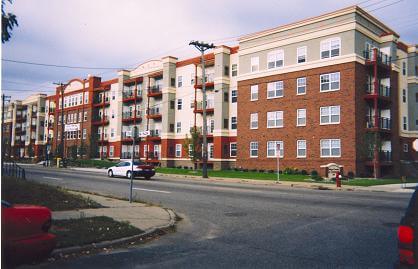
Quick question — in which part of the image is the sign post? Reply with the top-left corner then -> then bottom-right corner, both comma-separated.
276,143 -> 281,183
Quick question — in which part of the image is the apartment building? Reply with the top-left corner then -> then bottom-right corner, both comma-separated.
3,94 -> 47,159
236,5 -> 417,177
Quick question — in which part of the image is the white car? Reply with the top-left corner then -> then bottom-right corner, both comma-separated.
107,161 -> 156,179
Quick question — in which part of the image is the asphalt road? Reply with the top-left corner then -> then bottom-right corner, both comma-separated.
22,165 -> 412,269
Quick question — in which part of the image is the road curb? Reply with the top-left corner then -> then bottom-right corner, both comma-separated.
50,208 -> 177,258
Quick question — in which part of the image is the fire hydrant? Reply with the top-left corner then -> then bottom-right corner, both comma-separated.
336,172 -> 342,188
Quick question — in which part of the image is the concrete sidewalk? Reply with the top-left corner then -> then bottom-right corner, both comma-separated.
52,191 -> 176,231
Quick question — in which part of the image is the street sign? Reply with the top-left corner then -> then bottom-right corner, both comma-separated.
413,139 -> 418,151
138,130 -> 150,138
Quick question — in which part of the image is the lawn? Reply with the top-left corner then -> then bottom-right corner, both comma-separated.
1,176 -> 102,211
156,167 -> 418,186
51,216 -> 142,248
68,159 -> 115,168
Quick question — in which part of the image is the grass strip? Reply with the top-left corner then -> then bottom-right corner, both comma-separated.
1,176 -> 102,211
51,216 -> 143,248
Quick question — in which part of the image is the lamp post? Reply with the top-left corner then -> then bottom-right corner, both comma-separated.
189,40 -> 215,179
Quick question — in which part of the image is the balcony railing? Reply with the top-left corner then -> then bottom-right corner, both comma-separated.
149,129 -> 160,137
366,116 -> 391,130
148,107 -> 161,115
380,150 -> 392,162
92,115 -> 109,124
49,108 -> 55,113
365,84 -> 391,97
123,90 -> 142,99
195,100 -> 214,110
147,152 -> 160,160
93,96 -> 110,105
363,50 -> 391,66
148,85 -> 162,95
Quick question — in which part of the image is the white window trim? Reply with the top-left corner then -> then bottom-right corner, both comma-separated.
266,141 -> 284,158
267,111 -> 284,129
320,139 -> 341,158
320,106 -> 341,125
250,113 -> 258,130
250,57 -> 259,73
297,140 -> 307,158
230,142 -> 237,158
296,46 -> 307,64
296,77 -> 307,95
267,49 -> 284,69
320,72 -> 340,92
267,81 -> 284,99
175,144 -> 182,158
297,109 -> 307,127
250,85 -> 258,101
250,142 -> 258,158
320,37 -> 341,59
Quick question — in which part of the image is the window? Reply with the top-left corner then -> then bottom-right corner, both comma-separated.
188,144 -> 194,157
297,109 -> 306,126
297,77 -> 306,95
250,142 -> 258,158
111,91 -> 115,100
209,143 -> 214,159
267,111 -> 283,128
267,141 -> 284,158
231,89 -> 237,103
251,57 -> 259,72
223,118 -> 229,129
170,100 -> 175,109
224,92 -> 229,102
175,144 -> 182,157
250,113 -> 258,129
231,117 -> 237,130
403,89 -> 407,103
320,37 -> 340,59
250,85 -> 258,101
109,146 -> 114,157
82,128 -> 86,139
320,106 -> 340,124
84,111 -> 87,121
230,143 -> 237,157
321,139 -> 341,157
84,92 -> 89,104
232,64 -> 238,76
297,140 -> 307,158
177,99 -> 182,110
267,81 -> 284,98
176,122 -> 181,133
403,116 -> 408,130
111,128 -> 115,138
224,66 -> 229,76
402,62 -> 406,76
177,76 -> 182,87
267,50 -> 284,69
320,72 -> 340,92
404,144 -> 409,152
79,112 -> 82,122
297,46 -> 307,63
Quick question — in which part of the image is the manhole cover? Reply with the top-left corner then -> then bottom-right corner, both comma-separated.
224,212 -> 247,217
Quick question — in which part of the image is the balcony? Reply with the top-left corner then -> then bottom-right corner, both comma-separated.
147,85 -> 162,97
363,49 -> 391,70
93,96 -> 110,107
122,111 -> 142,123
364,84 -> 391,107
195,74 -> 215,89
122,90 -> 142,103
146,152 -> 161,162
121,152 -> 140,159
92,115 -> 109,125
366,150 -> 393,166
97,133 -> 109,142
194,100 -> 214,114
147,130 -> 161,141
147,107 -> 162,120
49,107 -> 56,113
366,116 -> 391,132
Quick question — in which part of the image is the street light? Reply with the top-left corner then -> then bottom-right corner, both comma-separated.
189,40 -> 215,179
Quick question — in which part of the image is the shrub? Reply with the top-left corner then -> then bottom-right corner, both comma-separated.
243,169 -> 248,172
347,171 -> 355,179
311,170 -> 319,177
267,169 -> 275,174
176,166 -> 182,169
284,167 -> 294,175
313,175 -> 323,181
259,169 -> 265,173
234,167 -> 239,171
301,170 -> 308,175
250,169 -> 257,172
294,168 -> 300,175
183,166 -> 188,169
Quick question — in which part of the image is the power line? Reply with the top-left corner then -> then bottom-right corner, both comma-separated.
368,0 -> 404,12
2,59 -> 125,70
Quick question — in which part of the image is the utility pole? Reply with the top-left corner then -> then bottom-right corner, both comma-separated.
129,126 -> 137,203
2,94 -> 11,168
53,82 -> 67,163
189,40 -> 215,179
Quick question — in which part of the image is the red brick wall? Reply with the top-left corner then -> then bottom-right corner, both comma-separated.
237,62 -> 366,176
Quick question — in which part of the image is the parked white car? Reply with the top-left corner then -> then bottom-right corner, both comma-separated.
107,161 -> 155,179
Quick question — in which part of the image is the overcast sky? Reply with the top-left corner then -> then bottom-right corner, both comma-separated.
1,0 -> 417,100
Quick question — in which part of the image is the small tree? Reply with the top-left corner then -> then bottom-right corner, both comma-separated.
183,127 -> 202,170
27,146 -> 34,158
79,141 -> 87,159
89,132 -> 98,158
2,0 -> 18,43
